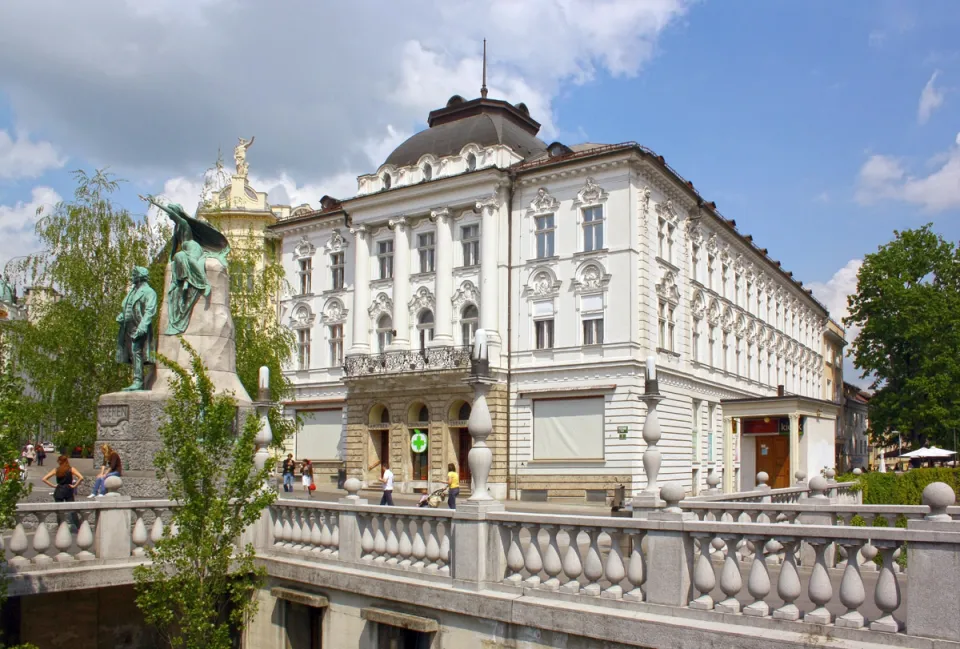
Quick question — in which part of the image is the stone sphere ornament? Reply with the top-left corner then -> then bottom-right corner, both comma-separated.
922,482 -> 956,521
660,483 -> 686,513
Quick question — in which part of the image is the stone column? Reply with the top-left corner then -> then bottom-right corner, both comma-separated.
722,416 -> 735,493
907,483 -> 960,641
431,208 -> 454,347
476,196 -> 501,351
644,484 -> 696,606
348,224 -> 370,354
789,413 -> 801,483
388,217 -> 410,350
337,474 -> 368,563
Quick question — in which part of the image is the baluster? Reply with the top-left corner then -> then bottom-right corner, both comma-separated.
32,513 -> 52,565
539,525 -> 563,591
360,516 -> 375,561
290,508 -> 304,551
836,540 -> 866,628
281,508 -> 294,549
385,516 -> 400,566
689,534 -> 716,609
715,535 -> 743,613
601,528 -> 626,599
522,524 -> 543,587
8,520 -> 28,567
76,515 -> 95,561
624,531 -> 646,602
438,523 -> 450,576
373,517 -> 388,564
772,538 -> 801,620
54,517 -> 74,563
869,541 -> 902,633
581,528 -> 603,596
860,542 -> 878,572
397,517 -> 413,569
559,526 -> 583,594
504,524 -> 524,584
131,510 -> 148,557
804,538 -> 833,624
150,512 -> 165,547
330,514 -> 340,558
312,512 -> 326,554
273,508 -> 285,547
410,519 -> 427,571
742,534 -> 770,616
425,520 -> 441,573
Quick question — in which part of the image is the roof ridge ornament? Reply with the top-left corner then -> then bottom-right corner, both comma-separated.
480,39 -> 488,99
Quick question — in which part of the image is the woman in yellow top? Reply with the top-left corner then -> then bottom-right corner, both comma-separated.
446,463 -> 460,509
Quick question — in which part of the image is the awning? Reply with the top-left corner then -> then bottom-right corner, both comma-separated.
901,446 -> 957,459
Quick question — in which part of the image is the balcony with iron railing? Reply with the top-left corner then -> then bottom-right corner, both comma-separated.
343,345 -> 474,378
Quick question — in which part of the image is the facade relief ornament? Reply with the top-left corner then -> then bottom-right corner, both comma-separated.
527,188 -> 559,215
407,286 -> 436,316
639,186 -> 652,224
722,306 -> 735,332
451,280 -> 480,313
655,270 -> 681,304
294,235 -> 316,259
572,261 -> 611,292
736,315 -> 747,336
349,223 -> 368,240
388,216 -> 408,232
290,303 -> 315,330
655,199 -> 679,223
368,292 -> 393,319
321,298 -> 348,324
324,228 -> 349,253
522,268 -> 561,299
430,207 -> 451,225
476,194 -> 501,215
691,291 -> 707,319
704,232 -> 719,254
574,177 -> 608,206
707,299 -> 721,325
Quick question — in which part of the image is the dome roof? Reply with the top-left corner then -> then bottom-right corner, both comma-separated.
383,97 -> 547,168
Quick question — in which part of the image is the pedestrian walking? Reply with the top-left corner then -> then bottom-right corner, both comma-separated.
42,455 -> 84,503
89,444 -> 122,497
281,454 -> 295,493
24,444 -> 35,468
380,465 -> 394,506
301,459 -> 314,498
446,463 -> 460,509
36,444 -> 46,467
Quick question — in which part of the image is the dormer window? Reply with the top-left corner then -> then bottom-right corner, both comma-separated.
466,153 -> 477,171
423,163 -> 433,181
382,173 -> 392,190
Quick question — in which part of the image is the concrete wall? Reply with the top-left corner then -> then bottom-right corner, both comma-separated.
800,414 -> 836,477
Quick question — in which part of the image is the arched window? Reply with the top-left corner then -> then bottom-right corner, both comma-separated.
417,310 -> 435,351
423,163 -> 433,181
377,314 -> 393,352
417,405 -> 429,422
380,407 -> 390,424
461,304 -> 478,345
382,173 -> 392,190
458,402 -> 471,421
466,153 -> 477,171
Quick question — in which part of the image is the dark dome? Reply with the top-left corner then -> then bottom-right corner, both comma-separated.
384,97 -> 546,168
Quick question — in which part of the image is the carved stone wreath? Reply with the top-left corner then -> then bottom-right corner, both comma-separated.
522,268 -> 561,299
572,262 -> 611,293
322,298 -> 348,325
290,303 -> 315,329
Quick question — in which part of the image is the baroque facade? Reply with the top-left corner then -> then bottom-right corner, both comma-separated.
273,92 -> 838,500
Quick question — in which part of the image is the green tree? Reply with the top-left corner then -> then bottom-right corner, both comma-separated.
5,170 -> 167,451
845,225 -> 960,449
133,342 -> 276,649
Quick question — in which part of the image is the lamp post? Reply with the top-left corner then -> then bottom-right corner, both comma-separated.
633,355 -> 665,516
465,330 -> 497,504
253,366 -> 274,492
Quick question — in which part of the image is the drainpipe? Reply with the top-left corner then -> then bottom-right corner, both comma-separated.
506,170 -> 517,500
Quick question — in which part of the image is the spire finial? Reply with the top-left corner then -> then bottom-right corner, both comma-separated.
480,39 -> 488,99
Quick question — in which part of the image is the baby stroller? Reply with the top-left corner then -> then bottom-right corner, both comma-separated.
418,486 -> 448,508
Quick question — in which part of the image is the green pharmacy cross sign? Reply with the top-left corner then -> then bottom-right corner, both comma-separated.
410,431 -> 428,454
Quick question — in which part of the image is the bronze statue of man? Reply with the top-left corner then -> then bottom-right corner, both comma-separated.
116,266 -> 158,391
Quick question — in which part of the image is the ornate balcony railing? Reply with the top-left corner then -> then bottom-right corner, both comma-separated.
343,345 -> 472,377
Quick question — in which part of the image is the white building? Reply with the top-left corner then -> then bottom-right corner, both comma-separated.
272,91 -> 838,500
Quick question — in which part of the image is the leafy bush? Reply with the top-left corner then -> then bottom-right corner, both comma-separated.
837,468 -> 960,505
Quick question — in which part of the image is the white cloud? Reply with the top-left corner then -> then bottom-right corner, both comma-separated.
0,1 -> 688,184
808,259 -> 871,388
0,130 -> 65,179
855,133 -> 960,212
0,187 -> 62,270
917,70 -> 945,125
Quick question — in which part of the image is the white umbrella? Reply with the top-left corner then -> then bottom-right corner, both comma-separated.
878,452 -> 887,473
901,446 -> 957,459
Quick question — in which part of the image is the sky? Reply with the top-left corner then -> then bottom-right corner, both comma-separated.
1,0 -> 959,387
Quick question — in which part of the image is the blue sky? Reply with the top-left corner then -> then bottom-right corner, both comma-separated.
0,0 -> 958,384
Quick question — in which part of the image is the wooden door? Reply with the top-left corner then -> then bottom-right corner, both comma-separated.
380,432 -> 390,470
457,428 -> 472,484
755,435 -> 790,489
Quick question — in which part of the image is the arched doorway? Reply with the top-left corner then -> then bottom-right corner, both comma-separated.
367,404 -> 390,482
408,403 -> 430,481
449,400 -> 472,486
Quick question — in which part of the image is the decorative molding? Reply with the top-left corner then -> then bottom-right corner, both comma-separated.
407,286 -> 435,316
704,233 -> 719,254
290,303 -> 315,330
430,207 -> 451,225
707,299 -> 721,326
655,199 -> 679,224
321,298 -> 348,325
388,216 -> 408,232
368,292 -> 393,320
655,270 -> 681,304
476,195 -> 501,214
294,236 -> 316,259
572,260 -> 611,293
451,280 -> 480,313
324,228 -> 349,254
526,188 -> 559,216
691,291 -> 707,319
722,306 -> 735,332
639,186 -> 652,225
349,223 -> 369,241
573,177 -> 608,206
522,267 -> 561,299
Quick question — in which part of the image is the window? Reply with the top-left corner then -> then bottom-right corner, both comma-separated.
535,319 -> 554,350
582,318 -> 603,345
735,273 -> 742,306
297,329 -> 310,370
382,173 -> 392,190
417,310 -> 434,351
298,258 -> 312,295
721,264 -> 729,299
658,218 -> 675,263
691,243 -> 701,283
461,224 -> 479,267
535,214 -> 555,258
708,254 -> 716,291
330,252 -> 344,290
466,152 -> 477,171
422,163 -> 433,181
328,324 -> 343,366
460,304 -> 478,345
735,336 -> 743,375
722,331 -> 729,371
582,206 -> 604,251
707,403 -> 717,462
692,318 -> 701,362
746,281 -> 753,314
376,314 -> 393,353
377,240 -> 394,280
692,399 -> 702,462
417,232 -> 435,273
580,293 -> 603,346
533,398 -> 604,460
410,405 -> 430,480
658,300 -> 675,351
709,326 -> 717,367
